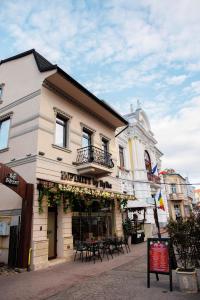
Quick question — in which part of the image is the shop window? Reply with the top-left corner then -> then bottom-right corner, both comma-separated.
144,150 -> 151,173
55,114 -> 68,148
119,146 -> 125,168
0,117 -> 10,150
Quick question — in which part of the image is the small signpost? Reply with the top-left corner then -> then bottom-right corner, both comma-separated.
5,172 -> 19,186
147,238 -> 172,291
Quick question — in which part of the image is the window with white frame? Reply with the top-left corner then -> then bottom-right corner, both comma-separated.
0,117 -> 10,150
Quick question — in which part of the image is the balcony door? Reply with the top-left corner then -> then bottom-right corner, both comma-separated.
82,129 -> 92,147
82,129 -> 92,162
102,138 -> 109,165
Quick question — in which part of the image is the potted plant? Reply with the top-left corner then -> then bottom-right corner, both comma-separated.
167,216 -> 199,293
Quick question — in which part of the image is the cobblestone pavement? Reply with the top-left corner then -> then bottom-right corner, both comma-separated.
0,241 -> 199,300
47,255 -> 200,300
0,265 -> 22,276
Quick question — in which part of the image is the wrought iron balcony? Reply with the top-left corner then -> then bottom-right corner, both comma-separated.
147,173 -> 161,185
76,146 -> 114,169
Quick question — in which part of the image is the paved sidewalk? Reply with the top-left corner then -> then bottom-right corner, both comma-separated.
0,242 -> 199,300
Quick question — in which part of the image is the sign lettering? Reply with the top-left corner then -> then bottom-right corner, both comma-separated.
61,171 -> 112,189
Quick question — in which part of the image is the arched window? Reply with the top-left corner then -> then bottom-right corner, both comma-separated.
144,150 -> 151,173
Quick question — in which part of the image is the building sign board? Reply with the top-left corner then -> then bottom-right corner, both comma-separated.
61,171 -> 112,189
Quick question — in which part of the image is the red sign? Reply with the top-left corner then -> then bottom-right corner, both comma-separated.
149,240 -> 169,273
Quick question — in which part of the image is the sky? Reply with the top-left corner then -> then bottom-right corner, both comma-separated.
0,0 -> 200,185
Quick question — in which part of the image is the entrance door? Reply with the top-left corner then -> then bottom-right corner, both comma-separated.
47,207 -> 57,259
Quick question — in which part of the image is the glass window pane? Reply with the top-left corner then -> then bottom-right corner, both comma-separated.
0,118 -> 10,149
55,123 -> 64,147
119,146 -> 124,168
102,139 -> 108,152
82,130 -> 91,147
55,115 -> 67,147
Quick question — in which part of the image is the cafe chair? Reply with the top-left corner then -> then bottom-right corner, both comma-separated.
122,236 -> 131,253
74,241 -> 87,262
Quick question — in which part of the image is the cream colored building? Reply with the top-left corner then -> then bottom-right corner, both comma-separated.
162,171 -> 193,220
0,50 -> 129,270
193,189 -> 200,208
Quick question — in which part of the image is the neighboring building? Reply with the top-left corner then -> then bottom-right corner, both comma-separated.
185,177 -> 195,208
161,170 -> 193,220
0,49 -> 129,270
116,103 -> 168,238
194,189 -> 200,207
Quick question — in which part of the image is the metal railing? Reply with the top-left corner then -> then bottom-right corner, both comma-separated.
76,146 -> 114,168
169,193 -> 185,201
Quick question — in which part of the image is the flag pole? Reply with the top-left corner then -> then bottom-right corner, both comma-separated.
153,194 -> 161,239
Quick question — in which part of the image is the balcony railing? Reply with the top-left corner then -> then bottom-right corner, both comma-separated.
169,193 -> 185,201
147,173 -> 161,184
76,146 -> 114,169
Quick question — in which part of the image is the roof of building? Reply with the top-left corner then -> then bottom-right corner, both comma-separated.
0,49 -> 128,126
0,49 -> 57,72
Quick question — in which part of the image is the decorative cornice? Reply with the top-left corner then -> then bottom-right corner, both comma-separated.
80,122 -> 96,133
99,133 -> 111,141
0,90 -> 41,114
0,111 -> 13,121
53,107 -> 72,120
6,155 -> 37,168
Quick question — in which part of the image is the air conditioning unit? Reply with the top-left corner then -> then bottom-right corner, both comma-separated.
0,222 -> 10,236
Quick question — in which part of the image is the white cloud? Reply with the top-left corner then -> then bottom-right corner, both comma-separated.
151,96 -> 200,183
184,81 -> 200,95
165,75 -> 187,86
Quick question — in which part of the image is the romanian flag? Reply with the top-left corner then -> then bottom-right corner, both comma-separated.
158,191 -> 165,211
